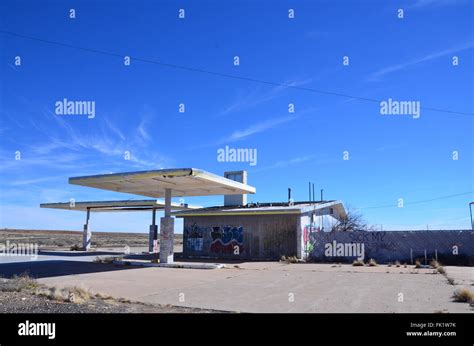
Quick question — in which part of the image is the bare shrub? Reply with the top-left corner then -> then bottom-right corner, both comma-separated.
0,273 -> 38,292
453,288 -> 474,304
352,259 -> 364,266
367,258 -> 378,267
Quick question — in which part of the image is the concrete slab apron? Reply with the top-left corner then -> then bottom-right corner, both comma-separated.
37,263 -> 473,313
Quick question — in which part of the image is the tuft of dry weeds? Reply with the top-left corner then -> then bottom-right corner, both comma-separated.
0,273 -> 38,292
367,258 -> 378,267
452,288 -> 474,304
352,259 -> 364,266
94,256 -> 122,264
36,286 -> 91,304
280,255 -> 299,264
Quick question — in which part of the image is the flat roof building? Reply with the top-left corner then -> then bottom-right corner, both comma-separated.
174,201 -> 347,260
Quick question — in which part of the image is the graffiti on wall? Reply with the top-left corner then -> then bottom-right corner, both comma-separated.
186,223 -> 204,252
303,224 -> 321,256
305,230 -> 398,260
185,224 -> 244,255
211,226 -> 244,254
348,231 -> 397,253
304,230 -> 474,263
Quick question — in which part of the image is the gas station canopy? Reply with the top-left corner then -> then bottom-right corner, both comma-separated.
40,199 -> 201,212
68,168 -> 256,198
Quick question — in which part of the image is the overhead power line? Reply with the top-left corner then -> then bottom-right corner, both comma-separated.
1,30 -> 473,117
355,191 -> 474,210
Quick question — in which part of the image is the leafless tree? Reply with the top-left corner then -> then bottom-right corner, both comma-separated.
331,209 -> 373,232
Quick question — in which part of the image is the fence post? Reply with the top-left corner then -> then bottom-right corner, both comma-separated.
424,249 -> 427,265
410,248 -> 413,265
435,249 -> 438,262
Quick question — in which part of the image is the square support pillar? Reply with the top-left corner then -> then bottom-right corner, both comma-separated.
159,217 -> 174,263
159,188 -> 174,263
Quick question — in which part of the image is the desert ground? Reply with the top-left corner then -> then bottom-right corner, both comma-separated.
0,228 -> 183,252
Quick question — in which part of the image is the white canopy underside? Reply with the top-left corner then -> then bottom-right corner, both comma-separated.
68,168 -> 256,198
40,199 -> 201,212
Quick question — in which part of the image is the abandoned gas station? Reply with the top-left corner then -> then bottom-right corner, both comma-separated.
41,168 -> 347,262
41,167 -> 473,264
41,168 -> 256,263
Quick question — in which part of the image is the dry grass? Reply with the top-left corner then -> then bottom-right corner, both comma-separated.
367,258 -> 378,267
352,259 -> 364,266
36,286 -> 92,303
70,244 -> 81,251
414,260 -> 422,268
93,256 -> 122,264
430,260 -> 446,274
280,255 -> 299,264
452,288 -> 474,304
0,273 -> 38,292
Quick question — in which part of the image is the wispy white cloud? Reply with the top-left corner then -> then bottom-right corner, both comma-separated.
218,78 -> 312,116
252,155 -> 338,173
368,42 -> 474,81
8,176 -> 66,186
252,155 -> 316,173
228,116 -> 296,142
408,0 -> 469,9
136,119 -> 151,143
188,115 -> 297,150
103,116 -> 126,141
1,103 -> 171,175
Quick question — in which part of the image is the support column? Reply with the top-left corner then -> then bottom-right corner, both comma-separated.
149,208 -> 158,253
160,188 -> 174,263
83,208 -> 91,251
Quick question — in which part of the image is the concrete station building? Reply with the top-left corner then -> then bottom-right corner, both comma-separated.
174,170 -> 346,260
174,201 -> 346,260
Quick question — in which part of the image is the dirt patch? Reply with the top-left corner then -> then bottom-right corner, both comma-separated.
0,275 -> 225,313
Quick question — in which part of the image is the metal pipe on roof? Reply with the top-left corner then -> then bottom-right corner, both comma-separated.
470,202 -> 474,230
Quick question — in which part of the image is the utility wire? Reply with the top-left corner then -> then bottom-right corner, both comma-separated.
1,30 -> 473,116
355,191 -> 474,210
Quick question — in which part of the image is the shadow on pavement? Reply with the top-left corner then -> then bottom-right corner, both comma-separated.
39,250 -> 124,257
0,260 -> 139,279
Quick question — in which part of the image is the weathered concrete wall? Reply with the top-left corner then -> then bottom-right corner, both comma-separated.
299,213 -> 340,259
306,230 -> 474,264
182,214 -> 298,260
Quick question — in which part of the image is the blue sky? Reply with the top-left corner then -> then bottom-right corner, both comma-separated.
1,0 -> 473,233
